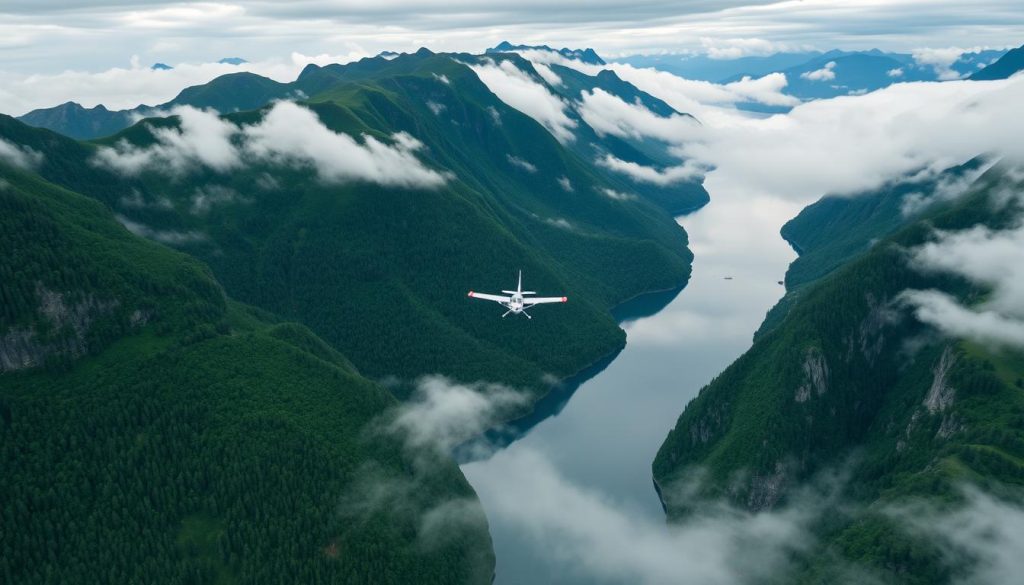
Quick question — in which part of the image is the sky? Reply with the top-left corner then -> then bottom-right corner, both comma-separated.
3,0 -> 1023,115
3,0 -> 1024,75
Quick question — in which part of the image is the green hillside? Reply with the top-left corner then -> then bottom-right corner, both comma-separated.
970,43 -> 1024,80
1,50 -> 696,407
0,160 -> 494,583
653,166 -> 1024,583
758,159 -> 987,338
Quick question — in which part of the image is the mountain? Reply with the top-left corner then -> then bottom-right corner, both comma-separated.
475,52 -> 709,214
151,62 -> 173,71
617,48 -> 1008,106
486,41 -> 605,65
218,57 -> 248,65
971,44 -> 1024,80
17,72 -> 296,139
746,51 -> 935,100
0,150 -> 494,583
612,51 -> 824,83
757,158 -> 990,337
18,102 -> 138,141
653,165 -> 1024,583
0,48 -> 699,410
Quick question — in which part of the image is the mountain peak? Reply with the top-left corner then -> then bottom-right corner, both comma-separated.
150,63 -> 173,71
218,57 -> 247,65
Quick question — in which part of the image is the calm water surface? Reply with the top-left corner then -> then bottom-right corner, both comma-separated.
461,182 -> 802,584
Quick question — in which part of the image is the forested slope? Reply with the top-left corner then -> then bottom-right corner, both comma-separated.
0,159 -> 494,584
653,165 -> 1024,583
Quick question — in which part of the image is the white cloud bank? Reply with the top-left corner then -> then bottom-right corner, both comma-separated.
468,58 -> 577,143
93,102 -> 448,188
900,210 -> 1024,350
0,137 -> 43,169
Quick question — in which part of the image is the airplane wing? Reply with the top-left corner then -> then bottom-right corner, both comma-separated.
525,296 -> 567,305
468,291 -> 511,303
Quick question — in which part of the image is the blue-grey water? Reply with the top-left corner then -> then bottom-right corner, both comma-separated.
462,183 -> 800,584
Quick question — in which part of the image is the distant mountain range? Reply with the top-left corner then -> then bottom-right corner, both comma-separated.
486,40 -> 605,65
615,47 -> 1008,106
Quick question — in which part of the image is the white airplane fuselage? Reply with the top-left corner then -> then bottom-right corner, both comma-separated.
467,270 -> 567,319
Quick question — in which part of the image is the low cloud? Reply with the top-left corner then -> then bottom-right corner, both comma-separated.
515,49 -> 799,113
190,184 -> 242,215
94,102 -> 449,188
598,154 -> 706,186
700,37 -> 814,60
464,448 -> 827,585
0,137 -> 43,169
94,106 -> 240,176
600,187 -> 637,201
890,487 -> 1024,585
557,176 -> 574,192
888,68 -> 905,78
577,88 -> 700,143
115,214 -> 206,245
506,154 -> 538,173
468,57 -> 577,143
386,376 -> 530,457
899,211 -> 1024,349
912,46 -> 985,80
801,61 -> 837,82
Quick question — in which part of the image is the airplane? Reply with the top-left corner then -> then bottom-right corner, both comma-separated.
468,270 -> 567,319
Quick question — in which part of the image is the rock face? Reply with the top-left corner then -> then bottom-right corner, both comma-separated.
796,347 -> 830,402
924,346 -> 957,414
0,285 -> 118,372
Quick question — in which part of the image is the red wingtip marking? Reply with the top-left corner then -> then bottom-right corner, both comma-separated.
468,291 -> 474,297
562,297 -> 568,302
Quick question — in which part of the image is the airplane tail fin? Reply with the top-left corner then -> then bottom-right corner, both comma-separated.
517,270 -> 522,294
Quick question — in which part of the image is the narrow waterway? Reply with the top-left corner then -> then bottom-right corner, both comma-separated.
461,181 -> 803,584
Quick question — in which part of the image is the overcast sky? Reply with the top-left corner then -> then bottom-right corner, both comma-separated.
3,0 -> 1024,75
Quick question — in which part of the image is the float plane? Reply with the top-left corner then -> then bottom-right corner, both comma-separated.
468,271 -> 567,319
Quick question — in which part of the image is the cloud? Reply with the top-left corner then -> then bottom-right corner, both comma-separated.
468,58 -> 577,143
0,51 -> 368,116
533,63 -> 564,87
577,88 -> 699,143
0,137 -> 43,169
514,48 -> 799,113
899,213 -> 1024,349
557,176 -> 574,192
699,37 -> 813,60
386,376 -> 530,456
599,187 -> 637,201
115,214 -> 206,245
912,46 -> 987,81
425,100 -> 446,115
663,76 -> 1024,206
887,68 -> 905,78
598,154 -> 706,186
463,448 -> 826,585
506,154 -> 538,173
94,102 -> 449,188
190,184 -> 242,215
801,61 -> 837,82
891,487 -> 1024,585
93,105 -> 240,176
